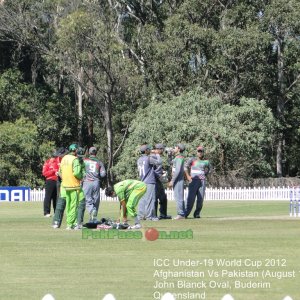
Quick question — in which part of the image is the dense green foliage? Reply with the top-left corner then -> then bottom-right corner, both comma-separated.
0,118 -> 52,186
0,0 -> 300,186
114,90 -> 276,181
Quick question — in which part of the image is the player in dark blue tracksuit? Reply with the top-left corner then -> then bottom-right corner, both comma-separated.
151,144 -> 172,219
137,144 -> 160,221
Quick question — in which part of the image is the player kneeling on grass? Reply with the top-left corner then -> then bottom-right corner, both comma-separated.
105,180 -> 147,229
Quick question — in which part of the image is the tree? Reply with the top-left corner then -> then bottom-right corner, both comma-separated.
0,68 -> 77,145
260,0 -> 300,176
113,89 -> 276,184
0,118 -> 52,186
1,0 -> 300,186
54,3 -> 146,184
133,0 -> 300,177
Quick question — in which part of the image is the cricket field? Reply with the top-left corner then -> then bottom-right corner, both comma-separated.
0,200 -> 299,300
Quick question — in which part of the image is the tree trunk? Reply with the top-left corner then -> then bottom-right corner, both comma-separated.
31,52 -> 38,86
276,135 -> 283,177
103,94 -> 114,186
87,117 -> 93,147
276,37 -> 285,177
77,67 -> 83,146
87,53 -> 94,147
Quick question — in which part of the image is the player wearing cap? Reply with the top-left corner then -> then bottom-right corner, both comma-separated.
105,179 -> 147,228
82,146 -> 106,222
151,144 -> 172,219
184,146 -> 211,218
169,144 -> 186,220
58,144 -> 85,229
52,147 -> 86,229
137,144 -> 160,221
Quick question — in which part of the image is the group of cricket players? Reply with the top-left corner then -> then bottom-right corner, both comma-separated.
43,142 -> 210,230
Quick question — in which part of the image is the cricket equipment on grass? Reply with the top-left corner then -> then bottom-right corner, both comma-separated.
83,217 -> 128,230
97,224 -> 113,229
83,222 -> 100,229
112,223 -> 130,229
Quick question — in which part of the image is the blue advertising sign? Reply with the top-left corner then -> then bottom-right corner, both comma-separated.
0,187 -> 30,202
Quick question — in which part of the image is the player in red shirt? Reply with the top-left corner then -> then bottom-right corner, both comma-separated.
42,147 -> 67,217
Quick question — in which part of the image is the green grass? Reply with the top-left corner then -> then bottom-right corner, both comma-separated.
0,200 -> 299,300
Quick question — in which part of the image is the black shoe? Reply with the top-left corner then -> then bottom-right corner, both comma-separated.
159,215 -> 172,220
194,215 -> 201,218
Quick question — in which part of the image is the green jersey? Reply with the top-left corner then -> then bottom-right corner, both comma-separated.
114,179 -> 144,203
185,157 -> 210,180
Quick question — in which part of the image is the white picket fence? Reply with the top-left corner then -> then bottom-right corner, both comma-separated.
30,186 -> 295,202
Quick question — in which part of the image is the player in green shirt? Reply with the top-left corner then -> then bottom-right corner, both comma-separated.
52,185 -> 85,229
105,179 -> 147,229
58,144 -> 85,229
52,146 -> 86,229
